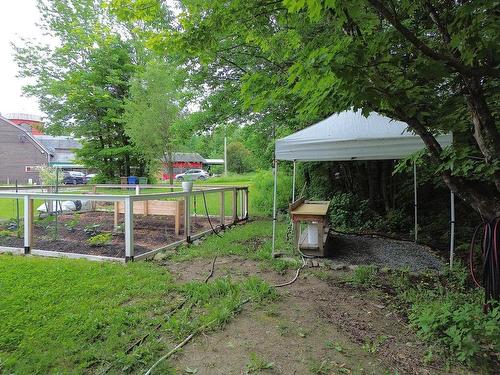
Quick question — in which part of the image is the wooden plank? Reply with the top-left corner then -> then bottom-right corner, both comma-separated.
175,200 -> 184,235
114,202 -> 119,228
291,201 -> 329,216
289,197 -> 305,212
23,196 -> 33,254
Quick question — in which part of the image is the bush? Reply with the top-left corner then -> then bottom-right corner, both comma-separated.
390,264 -> 500,366
87,233 -> 112,247
251,170 -> 292,216
409,293 -> 499,364
227,142 -> 253,174
329,192 -> 381,231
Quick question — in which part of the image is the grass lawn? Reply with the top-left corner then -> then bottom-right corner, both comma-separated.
0,220 -> 285,374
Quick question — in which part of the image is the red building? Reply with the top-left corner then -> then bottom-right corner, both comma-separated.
4,113 -> 44,135
162,152 -> 207,180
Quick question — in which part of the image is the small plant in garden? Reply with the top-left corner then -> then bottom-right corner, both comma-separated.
0,230 -> 15,237
325,340 -> 344,352
87,232 -> 112,247
84,223 -> 101,236
64,214 -> 80,232
362,335 -> 388,354
245,353 -> 273,373
347,265 -> 377,287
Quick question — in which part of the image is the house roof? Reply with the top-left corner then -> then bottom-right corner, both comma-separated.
0,115 -> 52,155
163,152 -> 207,163
34,135 -> 82,153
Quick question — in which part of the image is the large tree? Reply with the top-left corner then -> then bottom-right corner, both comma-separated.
123,60 -> 189,183
113,0 -> 499,219
14,0 -> 157,179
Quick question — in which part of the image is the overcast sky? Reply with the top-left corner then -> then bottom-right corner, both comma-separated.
0,0 -> 46,116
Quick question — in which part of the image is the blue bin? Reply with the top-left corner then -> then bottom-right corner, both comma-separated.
127,176 -> 138,185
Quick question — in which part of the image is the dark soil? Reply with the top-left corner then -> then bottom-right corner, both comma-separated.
0,211 -> 213,258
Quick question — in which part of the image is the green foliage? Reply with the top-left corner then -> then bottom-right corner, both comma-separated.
252,170 -> 292,217
38,166 -> 63,186
388,264 -> 500,366
123,60 -> 188,182
329,193 -> 380,231
347,265 -> 377,287
64,214 -> 80,232
227,142 -> 253,174
0,230 -> 15,238
86,232 -> 112,247
245,352 -> 274,373
83,223 -> 101,236
14,0 -> 149,179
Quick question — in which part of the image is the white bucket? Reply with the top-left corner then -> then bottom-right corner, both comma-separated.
182,181 -> 193,192
307,222 -> 319,246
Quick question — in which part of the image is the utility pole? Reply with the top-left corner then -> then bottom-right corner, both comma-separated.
224,136 -> 228,176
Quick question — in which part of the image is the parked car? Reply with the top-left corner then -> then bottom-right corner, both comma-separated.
84,173 -> 96,184
63,171 -> 85,185
175,169 -> 210,181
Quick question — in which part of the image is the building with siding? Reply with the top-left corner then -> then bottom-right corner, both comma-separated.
0,115 -> 50,184
161,152 -> 208,180
0,116 -> 83,184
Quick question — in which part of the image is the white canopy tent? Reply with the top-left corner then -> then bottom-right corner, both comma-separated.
272,110 -> 455,266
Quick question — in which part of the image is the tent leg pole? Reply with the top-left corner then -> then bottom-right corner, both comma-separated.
450,191 -> 455,269
413,161 -> 418,242
271,160 -> 278,258
292,160 -> 296,202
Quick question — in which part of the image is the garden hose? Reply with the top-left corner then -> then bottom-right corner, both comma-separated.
200,190 -> 223,238
469,217 -> 500,312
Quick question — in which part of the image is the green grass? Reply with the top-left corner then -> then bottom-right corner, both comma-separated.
168,220 -> 299,273
0,255 -> 276,374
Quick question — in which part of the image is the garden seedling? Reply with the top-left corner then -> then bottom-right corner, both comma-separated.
245,353 -> 274,373
87,232 -> 112,247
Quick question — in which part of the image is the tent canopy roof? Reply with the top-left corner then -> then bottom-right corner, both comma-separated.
275,111 -> 452,161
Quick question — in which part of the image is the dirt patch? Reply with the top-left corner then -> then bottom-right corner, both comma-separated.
0,212 -> 213,257
161,256 -> 466,375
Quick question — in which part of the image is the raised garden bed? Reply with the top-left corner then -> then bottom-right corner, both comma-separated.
0,211 -> 216,258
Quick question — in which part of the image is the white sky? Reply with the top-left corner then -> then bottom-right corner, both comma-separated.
0,0 -> 46,116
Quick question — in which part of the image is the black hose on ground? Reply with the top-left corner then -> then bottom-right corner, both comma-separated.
469,217 -> 500,312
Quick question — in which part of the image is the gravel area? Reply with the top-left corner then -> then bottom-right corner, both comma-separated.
325,232 -> 444,272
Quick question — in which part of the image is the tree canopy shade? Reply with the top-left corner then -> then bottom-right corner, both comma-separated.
112,0 -> 499,219
275,111 -> 453,161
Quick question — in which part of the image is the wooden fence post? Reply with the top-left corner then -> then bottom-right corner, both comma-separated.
220,190 -> 225,228
175,200 -> 183,236
124,197 -> 134,261
113,202 -> 119,229
23,195 -> 33,254
232,188 -> 237,223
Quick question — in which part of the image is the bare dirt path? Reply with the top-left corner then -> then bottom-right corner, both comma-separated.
159,256 -> 468,375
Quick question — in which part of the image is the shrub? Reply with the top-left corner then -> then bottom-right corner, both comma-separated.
409,293 -> 500,364
390,264 -> 500,366
87,233 -> 112,247
329,192 -> 380,231
251,170 -> 292,217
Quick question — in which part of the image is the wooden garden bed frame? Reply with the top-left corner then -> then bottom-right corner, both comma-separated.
0,186 -> 249,262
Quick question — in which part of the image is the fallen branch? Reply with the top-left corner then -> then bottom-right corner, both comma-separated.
143,298 -> 251,375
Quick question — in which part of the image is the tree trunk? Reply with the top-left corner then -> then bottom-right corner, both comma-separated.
406,118 -> 500,221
